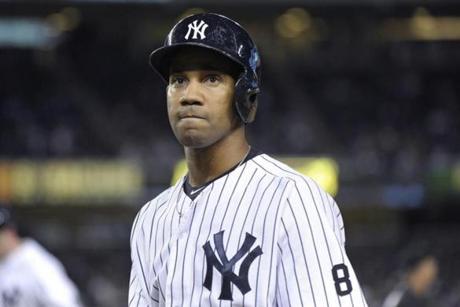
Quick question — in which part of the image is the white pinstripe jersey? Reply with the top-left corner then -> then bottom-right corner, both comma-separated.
129,153 -> 368,307
0,239 -> 82,307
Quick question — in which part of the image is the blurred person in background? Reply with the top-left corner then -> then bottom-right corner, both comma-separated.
381,251 -> 439,307
0,204 -> 83,307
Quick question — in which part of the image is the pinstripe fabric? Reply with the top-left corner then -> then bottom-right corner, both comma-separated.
129,154 -> 367,307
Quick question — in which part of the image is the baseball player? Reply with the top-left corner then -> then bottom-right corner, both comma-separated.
381,252 -> 438,307
129,12 -> 368,306
0,205 -> 83,307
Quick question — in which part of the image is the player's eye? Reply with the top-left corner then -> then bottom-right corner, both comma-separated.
170,75 -> 187,86
204,74 -> 222,85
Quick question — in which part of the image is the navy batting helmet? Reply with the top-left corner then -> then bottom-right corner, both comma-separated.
149,13 -> 261,124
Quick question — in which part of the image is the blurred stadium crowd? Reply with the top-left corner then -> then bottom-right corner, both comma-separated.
1,2 -> 460,306
1,7 -> 459,186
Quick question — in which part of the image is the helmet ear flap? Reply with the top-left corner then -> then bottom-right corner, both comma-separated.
235,75 -> 259,124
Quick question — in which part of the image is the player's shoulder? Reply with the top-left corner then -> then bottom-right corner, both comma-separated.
148,186 -> 175,208
16,239 -> 65,277
131,181 -> 181,230
252,154 -> 315,185
14,239 -> 80,301
135,185 -> 175,217
252,154 -> 331,198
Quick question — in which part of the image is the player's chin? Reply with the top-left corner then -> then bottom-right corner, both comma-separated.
176,130 -> 209,148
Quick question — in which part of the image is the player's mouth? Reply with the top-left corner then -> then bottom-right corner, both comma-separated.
178,116 -> 205,122
178,111 -> 206,120
180,115 -> 203,119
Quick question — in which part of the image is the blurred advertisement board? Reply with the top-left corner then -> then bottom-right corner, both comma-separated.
0,160 -> 143,205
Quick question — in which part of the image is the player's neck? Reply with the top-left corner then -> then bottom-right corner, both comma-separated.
0,230 -> 22,259
184,130 -> 249,187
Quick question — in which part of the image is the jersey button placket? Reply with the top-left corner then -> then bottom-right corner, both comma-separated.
178,191 -> 204,235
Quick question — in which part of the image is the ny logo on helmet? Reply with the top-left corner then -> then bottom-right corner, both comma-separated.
185,20 -> 209,40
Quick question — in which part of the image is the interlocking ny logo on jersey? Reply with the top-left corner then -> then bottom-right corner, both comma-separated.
203,230 -> 263,300
184,20 -> 209,40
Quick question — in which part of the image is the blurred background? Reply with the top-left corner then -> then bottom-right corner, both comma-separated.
1,0 -> 460,306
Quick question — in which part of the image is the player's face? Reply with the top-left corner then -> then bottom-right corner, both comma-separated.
167,48 -> 241,148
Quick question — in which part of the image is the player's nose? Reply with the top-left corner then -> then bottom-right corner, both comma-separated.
179,79 -> 204,106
